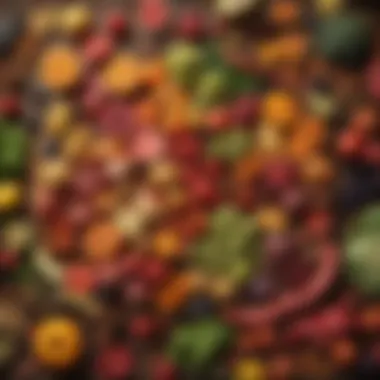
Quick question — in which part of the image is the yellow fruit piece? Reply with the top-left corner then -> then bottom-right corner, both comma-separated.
165,186 -> 187,211
157,82 -> 190,132
315,0 -> 345,15
59,4 -> 92,35
210,277 -> 235,300
257,207 -> 288,232
234,359 -> 266,380
32,316 -> 83,368
0,182 -> 22,212
44,102 -> 72,136
277,34 -> 308,63
38,45 -> 82,91
63,125 -> 93,160
37,160 -> 69,187
153,229 -> 182,258
256,42 -> 282,67
302,155 -> 334,183
256,124 -> 285,154
262,91 -> 299,128
149,160 -> 178,185
102,53 -> 143,95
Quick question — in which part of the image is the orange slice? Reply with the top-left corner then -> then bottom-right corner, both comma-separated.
38,45 -> 81,91
102,53 -> 143,95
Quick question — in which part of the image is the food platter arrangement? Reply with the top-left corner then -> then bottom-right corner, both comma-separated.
1,0 -> 380,379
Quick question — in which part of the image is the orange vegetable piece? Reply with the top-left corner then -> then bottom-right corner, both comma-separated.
331,340 -> 357,366
238,325 -> 276,351
38,45 -> 81,91
44,219 -> 75,256
234,153 -> 263,183
153,229 -> 183,259
142,59 -> 167,86
156,274 -> 194,313
295,116 -> 326,146
262,91 -> 299,128
267,0 -> 301,26
32,316 -> 83,368
278,33 -> 309,63
360,305 -> 380,330
102,53 -> 143,95
82,221 -> 123,262
136,96 -> 161,126
302,154 -> 334,183
157,82 -> 190,132
289,135 -> 316,161
91,136 -> 125,161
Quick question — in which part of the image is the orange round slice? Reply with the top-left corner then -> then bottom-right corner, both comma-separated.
38,45 -> 82,91
102,53 -> 143,95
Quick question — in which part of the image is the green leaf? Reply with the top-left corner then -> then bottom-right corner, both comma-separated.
165,41 -> 206,90
194,69 -> 230,107
193,206 -> 262,284
0,125 -> 28,177
210,206 -> 241,233
168,320 -> 231,371
207,130 -> 254,161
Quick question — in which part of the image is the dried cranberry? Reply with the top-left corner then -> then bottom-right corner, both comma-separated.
230,95 -> 259,125
84,35 -> 114,65
96,346 -> 134,379
0,94 -> 20,117
153,357 -> 177,380
129,315 -> 156,338
176,10 -> 206,41
105,12 -> 128,37
169,132 -> 203,162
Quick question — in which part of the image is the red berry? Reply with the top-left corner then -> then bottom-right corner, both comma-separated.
230,96 -> 259,125
139,0 -> 169,31
96,346 -> 134,379
177,10 -> 205,40
189,176 -> 219,207
129,315 -> 156,338
0,251 -> 19,270
205,107 -> 231,131
169,133 -> 203,161
0,94 -> 20,117
153,357 -> 177,380
84,35 -> 114,65
82,79 -> 109,119
142,259 -> 168,285
65,265 -> 96,294
120,254 -> 145,276
363,142 -> 380,165
306,210 -> 333,238
337,129 -> 364,158
105,12 -> 128,36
